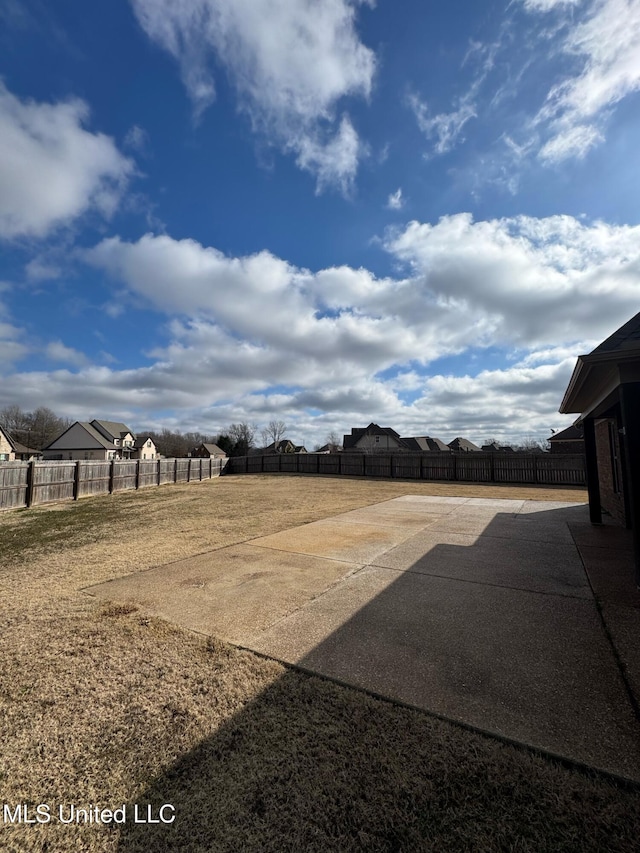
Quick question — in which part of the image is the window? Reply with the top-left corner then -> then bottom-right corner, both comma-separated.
374,436 -> 380,444
0,453 -> 7,460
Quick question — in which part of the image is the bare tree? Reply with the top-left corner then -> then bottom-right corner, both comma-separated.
0,405 -> 69,449
326,431 -> 341,451
228,422 -> 257,456
0,404 -> 30,434
261,420 -> 287,450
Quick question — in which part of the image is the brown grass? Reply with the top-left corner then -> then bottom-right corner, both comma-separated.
1,474 -> 639,852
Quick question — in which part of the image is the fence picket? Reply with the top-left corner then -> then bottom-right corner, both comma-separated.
0,457 -> 226,512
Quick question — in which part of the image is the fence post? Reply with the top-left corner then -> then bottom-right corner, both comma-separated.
209,457 -> 213,479
338,453 -> 342,475
317,454 -> 320,474
533,454 -> 538,484
109,458 -> 115,494
135,459 -> 140,489
490,453 -> 495,482
174,458 -> 178,483
157,459 -> 161,486
452,453 -> 457,482
73,461 -> 81,500
25,459 -> 36,507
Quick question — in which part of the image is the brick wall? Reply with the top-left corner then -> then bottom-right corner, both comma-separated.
595,419 -> 626,525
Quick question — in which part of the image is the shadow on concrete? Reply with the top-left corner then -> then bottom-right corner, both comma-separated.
114,501 -> 640,851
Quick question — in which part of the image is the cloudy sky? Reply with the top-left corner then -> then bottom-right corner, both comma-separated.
1,0 -> 639,449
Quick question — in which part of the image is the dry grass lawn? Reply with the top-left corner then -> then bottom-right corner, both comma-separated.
1,473 -> 639,852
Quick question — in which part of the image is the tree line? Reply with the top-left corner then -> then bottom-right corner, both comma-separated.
0,405 -> 71,450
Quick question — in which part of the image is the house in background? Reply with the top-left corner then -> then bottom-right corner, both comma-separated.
343,423 -> 405,452
263,439 -> 307,454
402,436 -> 450,452
91,420 -> 136,457
0,425 -> 15,460
0,426 -> 43,461
134,435 -> 158,460
344,424 -> 485,453
43,419 -> 138,461
190,442 -> 227,459
548,423 -> 584,454
559,310 -> 640,585
448,437 -> 482,452
481,441 -> 514,452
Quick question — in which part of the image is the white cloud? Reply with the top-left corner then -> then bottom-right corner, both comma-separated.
386,188 -> 404,210
532,0 -> 640,161
45,340 -> 90,368
0,320 -> 28,368
25,258 -> 62,282
409,92 -> 476,156
130,0 -> 375,192
0,83 -> 135,239
4,212 -> 640,446
294,115 -> 363,196
521,0 -> 583,10
124,124 -> 149,153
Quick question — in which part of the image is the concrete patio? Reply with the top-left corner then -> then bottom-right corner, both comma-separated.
85,495 -> 640,781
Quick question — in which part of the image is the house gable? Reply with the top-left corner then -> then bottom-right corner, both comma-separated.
0,425 -> 16,460
44,422 -> 114,451
91,420 -> 135,447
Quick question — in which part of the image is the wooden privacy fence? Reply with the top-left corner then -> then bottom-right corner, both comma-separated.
0,457 -> 226,511
223,452 -> 586,486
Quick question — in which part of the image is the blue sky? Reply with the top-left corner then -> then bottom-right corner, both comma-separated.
1,0 -> 640,449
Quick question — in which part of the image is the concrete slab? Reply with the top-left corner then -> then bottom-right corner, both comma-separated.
330,506 -> 443,530
249,566 -> 640,779
384,495 -> 466,513
250,519 -> 412,564
85,544 -> 362,645
426,512 -> 575,543
373,530 -> 591,598
462,498 -> 525,510
85,494 -> 639,780
601,604 -> 640,711
520,500 -> 586,515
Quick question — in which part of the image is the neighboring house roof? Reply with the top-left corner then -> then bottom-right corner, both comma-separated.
316,443 -> 342,453
402,436 -> 450,452
134,435 -> 155,449
263,439 -> 307,453
448,437 -> 482,452
11,441 -> 42,455
196,442 -> 226,456
91,420 -> 134,441
43,421 -> 117,451
343,423 -> 404,449
549,424 -> 583,442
